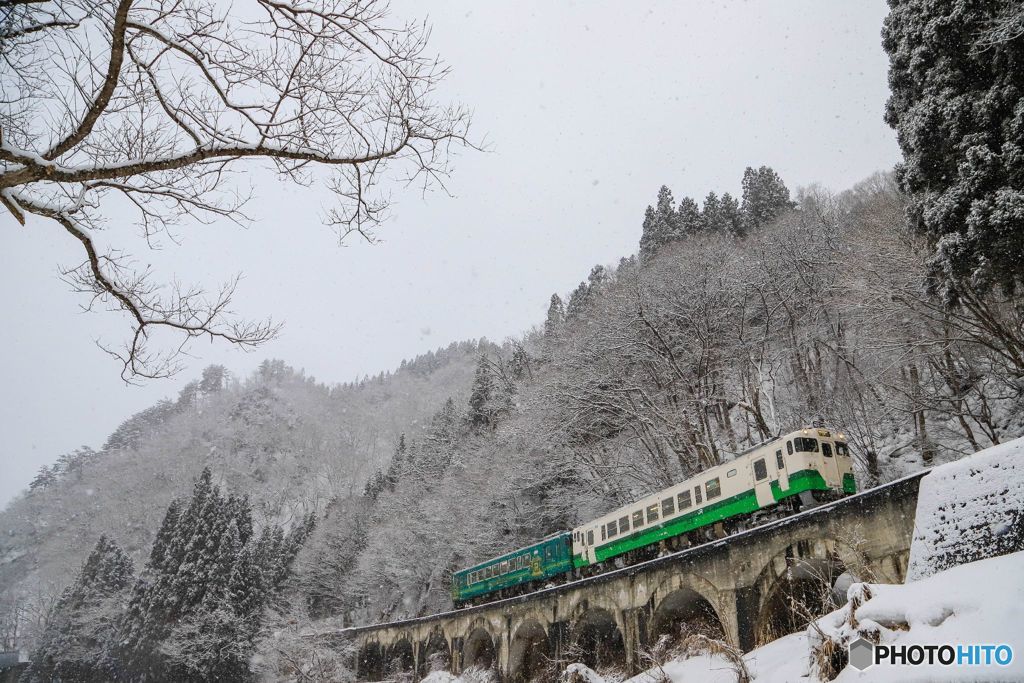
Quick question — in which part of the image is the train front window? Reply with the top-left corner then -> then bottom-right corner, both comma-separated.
754,459 -> 768,481
836,442 -> 849,457
794,437 -> 819,453
633,510 -> 644,528
822,442 -> 834,457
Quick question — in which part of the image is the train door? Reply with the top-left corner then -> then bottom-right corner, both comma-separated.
775,448 -> 789,492
821,441 -> 841,487
752,457 -> 773,507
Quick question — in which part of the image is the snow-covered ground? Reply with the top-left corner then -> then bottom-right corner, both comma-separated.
418,437 -> 1024,683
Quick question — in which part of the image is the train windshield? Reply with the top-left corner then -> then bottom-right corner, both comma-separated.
835,441 -> 849,456
793,437 -> 819,453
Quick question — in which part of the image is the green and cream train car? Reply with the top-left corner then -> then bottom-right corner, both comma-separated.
570,427 -> 855,568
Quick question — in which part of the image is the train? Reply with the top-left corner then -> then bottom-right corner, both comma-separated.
451,426 -> 855,608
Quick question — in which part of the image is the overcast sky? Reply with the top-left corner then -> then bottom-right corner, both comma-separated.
0,0 -> 901,508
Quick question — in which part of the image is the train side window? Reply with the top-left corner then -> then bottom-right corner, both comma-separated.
501,561 -> 508,574
633,510 -> 645,528
787,440 -> 793,455
601,526 -> 606,541
619,516 -> 630,533
727,468 -> 737,478
662,496 -> 675,516
822,442 -> 834,457
587,530 -> 594,546
776,450 -> 784,469
694,485 -> 703,504
678,490 -> 692,510
836,442 -> 849,456
754,459 -> 768,481
646,503 -> 660,523
706,477 -> 721,499
608,520 -> 618,537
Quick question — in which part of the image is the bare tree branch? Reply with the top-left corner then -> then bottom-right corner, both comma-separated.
1,0 -> 473,379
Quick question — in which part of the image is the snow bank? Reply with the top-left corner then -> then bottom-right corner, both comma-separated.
907,436 -> 1024,580
829,550 -> 1024,682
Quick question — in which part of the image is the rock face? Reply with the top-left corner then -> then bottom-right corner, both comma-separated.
907,437 -> 1024,581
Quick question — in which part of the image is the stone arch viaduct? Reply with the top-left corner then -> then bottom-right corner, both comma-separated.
331,473 -> 924,681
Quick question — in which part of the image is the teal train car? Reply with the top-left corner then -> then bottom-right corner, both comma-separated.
451,533 -> 572,607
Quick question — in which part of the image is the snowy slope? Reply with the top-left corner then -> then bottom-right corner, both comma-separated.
907,436 -> 1024,580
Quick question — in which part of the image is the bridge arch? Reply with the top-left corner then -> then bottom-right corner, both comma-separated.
385,637 -> 415,678
650,585 -> 726,644
355,640 -> 386,681
570,606 -> 627,674
419,628 -> 450,676
462,626 -> 497,673
751,536 -> 852,647
508,618 -> 550,683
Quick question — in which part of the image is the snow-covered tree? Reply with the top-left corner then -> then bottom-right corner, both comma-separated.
639,185 -> 681,259
22,536 -> 133,683
883,0 -> 1024,300
740,165 -> 794,234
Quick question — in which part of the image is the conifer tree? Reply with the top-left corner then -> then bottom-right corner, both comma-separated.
883,0 -> 1024,299
467,356 -> 496,429
739,165 -> 794,234
118,468 -> 313,681
544,294 -> 565,336
701,191 -> 726,233
564,281 -> 592,321
639,185 -> 681,259
22,536 -> 134,682
676,196 -> 703,235
720,192 -> 743,236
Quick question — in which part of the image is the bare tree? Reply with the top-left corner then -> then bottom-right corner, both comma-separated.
1,0 -> 472,379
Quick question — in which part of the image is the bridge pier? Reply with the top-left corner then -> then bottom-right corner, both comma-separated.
340,473 -> 923,682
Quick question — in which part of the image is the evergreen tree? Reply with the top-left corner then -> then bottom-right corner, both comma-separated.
544,293 -> 565,336
739,165 -> 794,234
467,356 -> 496,429
587,264 -> 609,289
676,195 -> 703,235
701,191 -> 726,233
22,536 -> 134,683
118,469 -> 313,681
564,281 -> 592,321
883,0 -> 1024,299
639,185 -> 681,259
720,192 -> 743,236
